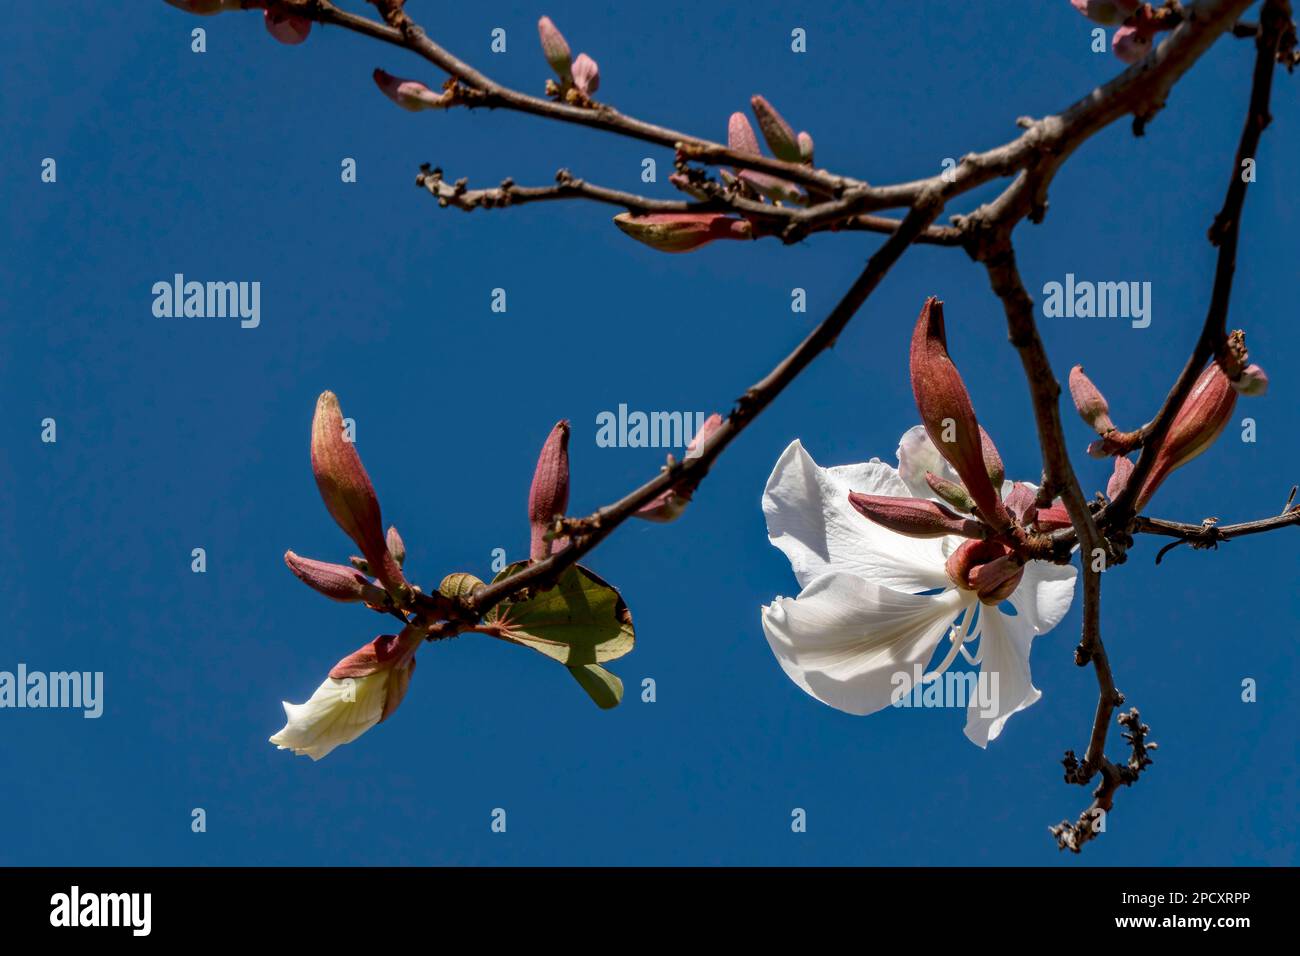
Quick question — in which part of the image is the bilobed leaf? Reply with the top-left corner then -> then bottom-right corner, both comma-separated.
486,561 -> 635,665
568,664 -> 624,709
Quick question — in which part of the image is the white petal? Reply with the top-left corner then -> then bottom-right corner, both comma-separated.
763,440 -> 951,593
761,572 -> 965,716
963,607 -> 1039,748
269,672 -> 390,761
1009,560 -> 1078,635
896,425 -> 960,499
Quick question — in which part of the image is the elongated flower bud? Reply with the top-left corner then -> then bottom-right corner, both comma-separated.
265,7 -> 311,45
979,426 -> 1005,489
1107,455 -> 1134,502
1069,0 -> 1139,26
386,526 -> 406,567
909,297 -> 1005,524
1069,365 -> 1116,434
847,492 -> 984,540
728,111 -> 761,154
529,420 -> 570,561
613,212 -> 753,253
571,53 -> 599,96
1135,363 -> 1237,509
537,16 -> 572,82
311,391 -> 405,594
750,95 -> 801,162
373,69 -> 452,111
284,551 -> 388,604
925,472 -> 976,513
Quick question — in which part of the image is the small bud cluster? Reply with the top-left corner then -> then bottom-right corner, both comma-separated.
537,17 -> 600,103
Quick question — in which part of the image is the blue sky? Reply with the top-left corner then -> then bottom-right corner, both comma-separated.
1,0 -> 1295,866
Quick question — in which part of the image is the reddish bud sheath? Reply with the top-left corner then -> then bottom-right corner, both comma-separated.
571,53 -> 599,96
310,391 -> 405,594
847,492 -> 985,540
909,297 -> 1004,524
1136,363 -> 1237,509
613,213 -> 754,253
264,7 -> 311,45
284,551 -> 387,604
1069,365 -> 1116,435
529,420 -> 571,561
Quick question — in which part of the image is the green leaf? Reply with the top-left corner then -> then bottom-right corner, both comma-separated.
567,664 -> 624,709
486,561 -> 635,666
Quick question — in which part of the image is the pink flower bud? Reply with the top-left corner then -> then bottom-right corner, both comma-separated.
537,16 -> 572,82
1113,25 -> 1154,64
264,7 -> 310,45
386,526 -> 406,567
1231,363 -> 1269,396
310,391 -> 406,594
750,95 -> 802,163
373,68 -> 451,111
909,297 -> 1005,525
613,212 -> 754,253
1034,503 -> 1073,531
163,0 -> 244,14
571,53 -> 599,96
1069,365 -> 1116,434
728,112 -> 761,154
1106,455 -> 1134,502
685,413 -> 724,460
925,472 -> 977,513
1136,363 -> 1237,509
847,492 -> 985,540
797,131 -> 814,165
1003,482 -> 1038,523
529,420 -> 570,561
1069,0 -> 1140,27
284,551 -> 387,604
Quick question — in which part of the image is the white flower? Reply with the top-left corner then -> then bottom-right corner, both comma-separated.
269,666 -> 409,761
760,428 -> 1077,747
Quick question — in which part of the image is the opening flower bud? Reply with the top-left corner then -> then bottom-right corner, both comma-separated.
310,391 -> 406,594
613,212 -> 754,253
750,95 -> 802,163
529,420 -> 571,561
1069,365 -> 1116,435
909,297 -> 1005,524
847,492 -> 984,540
571,53 -> 599,96
373,68 -> 452,111
537,16 -> 572,82
1135,363 -> 1237,509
